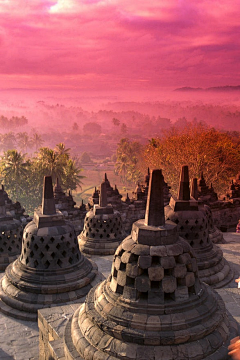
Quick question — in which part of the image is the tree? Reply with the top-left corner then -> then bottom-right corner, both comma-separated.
115,138 -> 143,184
121,123 -> 127,134
80,152 -> 92,163
62,159 -> 84,191
35,147 -> 64,183
17,132 -> 30,153
72,122 -> 79,131
0,132 -> 16,151
143,123 -> 240,195
112,118 -> 120,126
55,143 -> 70,158
31,133 -> 44,152
0,144 -> 84,214
0,150 -> 28,199
83,122 -> 102,135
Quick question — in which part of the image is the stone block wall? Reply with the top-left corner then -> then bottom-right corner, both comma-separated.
38,304 -> 80,360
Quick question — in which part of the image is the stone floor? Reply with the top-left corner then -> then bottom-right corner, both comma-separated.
1,237 -> 240,360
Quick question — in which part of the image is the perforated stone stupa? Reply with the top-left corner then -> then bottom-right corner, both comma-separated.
0,189 -> 23,271
63,169 -> 238,360
2,184 -> 30,224
191,177 -> 224,244
198,172 -> 218,203
79,181 -> 125,255
53,178 -> 86,234
0,176 -> 102,321
165,165 -> 233,288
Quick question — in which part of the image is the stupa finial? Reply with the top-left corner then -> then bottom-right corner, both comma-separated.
145,169 -> 165,227
100,181 -> 107,207
42,176 -> 56,215
104,173 -> 108,182
57,177 -> 60,186
201,171 -> 204,180
191,178 -> 198,200
0,189 -> 5,207
178,165 -> 190,201
0,189 -> 6,215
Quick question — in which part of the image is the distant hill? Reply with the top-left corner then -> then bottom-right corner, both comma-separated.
174,86 -> 240,92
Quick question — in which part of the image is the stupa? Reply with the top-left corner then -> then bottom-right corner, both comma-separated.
165,165 -> 233,288
191,178 -> 225,244
2,184 -> 30,224
64,169 -> 238,360
198,172 -> 218,203
0,176 -> 102,321
54,178 -> 76,210
0,189 -> 23,271
53,178 -> 86,234
78,181 -> 125,255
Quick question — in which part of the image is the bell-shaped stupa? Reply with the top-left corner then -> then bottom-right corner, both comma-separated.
165,166 -> 233,288
192,177 -> 225,244
0,189 -> 23,271
0,176 -> 102,321
78,181 -> 125,255
63,169 -> 238,360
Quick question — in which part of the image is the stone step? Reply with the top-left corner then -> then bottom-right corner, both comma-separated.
0,298 -> 37,321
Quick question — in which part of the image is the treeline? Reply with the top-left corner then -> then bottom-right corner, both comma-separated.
0,132 -> 43,152
0,144 -> 83,214
115,122 -> 240,196
0,115 -> 28,129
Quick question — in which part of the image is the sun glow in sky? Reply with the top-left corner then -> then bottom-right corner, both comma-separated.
0,0 -> 239,91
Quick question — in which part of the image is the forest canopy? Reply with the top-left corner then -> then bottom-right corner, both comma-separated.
115,122 -> 240,195
0,144 -> 84,214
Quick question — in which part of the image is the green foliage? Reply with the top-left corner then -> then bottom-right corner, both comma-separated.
115,138 -> 143,184
0,144 -> 84,215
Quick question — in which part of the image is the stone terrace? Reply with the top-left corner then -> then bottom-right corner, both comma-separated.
0,234 -> 240,360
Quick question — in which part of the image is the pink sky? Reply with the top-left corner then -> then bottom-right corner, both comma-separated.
0,0 -> 239,91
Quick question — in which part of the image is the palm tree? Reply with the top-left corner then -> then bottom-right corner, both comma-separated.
62,159 -> 85,191
55,143 -> 70,158
0,150 -> 28,198
31,133 -> 44,152
0,132 -> 16,151
17,132 -> 30,153
35,147 -> 63,183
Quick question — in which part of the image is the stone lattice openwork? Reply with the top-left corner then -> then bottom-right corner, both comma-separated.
0,176 -> 102,321
192,177 -> 224,244
0,189 -> 23,271
63,169 -> 238,360
165,165 -> 233,288
2,184 -> 30,224
79,181 -> 125,255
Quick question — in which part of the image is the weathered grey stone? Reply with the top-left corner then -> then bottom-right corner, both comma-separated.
165,165 -> 234,289
51,169 -> 239,360
148,266 -> 164,281
0,176 -> 103,321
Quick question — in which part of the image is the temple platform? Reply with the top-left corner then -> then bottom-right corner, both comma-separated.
0,236 -> 240,360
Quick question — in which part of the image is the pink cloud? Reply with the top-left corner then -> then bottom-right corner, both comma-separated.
0,0 -> 239,90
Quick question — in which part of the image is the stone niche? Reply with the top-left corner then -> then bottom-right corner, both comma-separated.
38,169 -> 238,360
